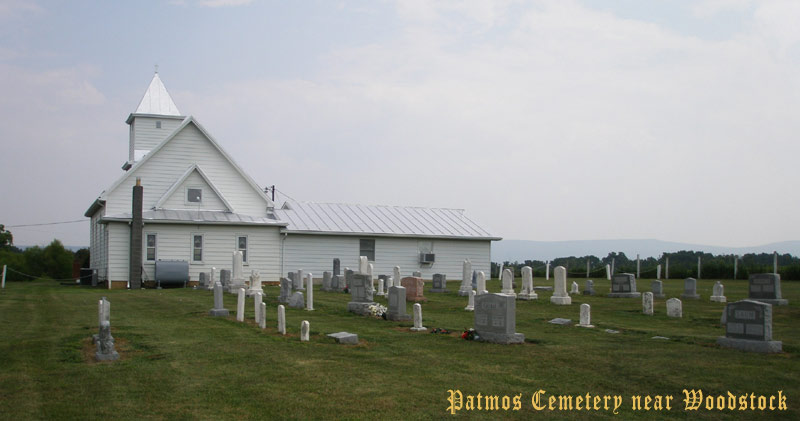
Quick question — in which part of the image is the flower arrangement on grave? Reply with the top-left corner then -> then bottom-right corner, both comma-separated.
461,328 -> 478,341
367,303 -> 387,318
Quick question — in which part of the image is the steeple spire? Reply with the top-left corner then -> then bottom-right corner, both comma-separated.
134,72 -> 180,116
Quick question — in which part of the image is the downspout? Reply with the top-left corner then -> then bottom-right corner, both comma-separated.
280,231 -> 288,279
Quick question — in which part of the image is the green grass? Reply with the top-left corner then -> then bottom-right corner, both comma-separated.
0,277 -> 798,420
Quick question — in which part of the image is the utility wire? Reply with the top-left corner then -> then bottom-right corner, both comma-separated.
6,219 -> 86,228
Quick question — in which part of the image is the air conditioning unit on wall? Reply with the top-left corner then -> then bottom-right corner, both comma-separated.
419,253 -> 435,264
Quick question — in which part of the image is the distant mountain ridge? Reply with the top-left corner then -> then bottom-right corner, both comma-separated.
491,239 -> 800,263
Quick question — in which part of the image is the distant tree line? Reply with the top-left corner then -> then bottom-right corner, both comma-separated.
0,225 -> 89,282
492,250 -> 800,280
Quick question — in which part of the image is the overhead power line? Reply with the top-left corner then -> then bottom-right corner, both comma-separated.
6,219 -> 87,228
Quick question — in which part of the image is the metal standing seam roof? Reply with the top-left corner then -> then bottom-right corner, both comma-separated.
273,202 -> 500,240
100,210 -> 286,226
134,72 -> 181,116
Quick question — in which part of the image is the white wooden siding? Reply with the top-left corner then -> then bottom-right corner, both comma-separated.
107,122 -> 268,217
89,208 -> 108,279
130,116 -> 183,162
282,234 -> 491,281
159,169 -> 228,211
136,224 -> 282,283
106,222 -> 130,282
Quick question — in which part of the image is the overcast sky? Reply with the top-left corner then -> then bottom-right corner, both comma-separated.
1,0 -> 798,249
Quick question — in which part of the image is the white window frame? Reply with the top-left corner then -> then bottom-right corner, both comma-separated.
145,232 -> 157,263
191,233 -> 204,264
186,186 -> 203,205
236,234 -> 248,264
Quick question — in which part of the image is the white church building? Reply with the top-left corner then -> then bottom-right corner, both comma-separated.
85,73 -> 500,288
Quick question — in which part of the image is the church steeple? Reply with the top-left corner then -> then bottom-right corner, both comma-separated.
123,71 -> 185,170
134,71 -> 181,116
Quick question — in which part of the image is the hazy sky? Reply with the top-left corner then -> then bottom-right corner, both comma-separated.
1,0 -> 799,248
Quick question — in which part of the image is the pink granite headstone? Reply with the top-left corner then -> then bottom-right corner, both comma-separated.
401,276 -> 426,302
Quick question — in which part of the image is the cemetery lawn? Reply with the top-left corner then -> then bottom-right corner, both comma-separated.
0,279 -> 798,420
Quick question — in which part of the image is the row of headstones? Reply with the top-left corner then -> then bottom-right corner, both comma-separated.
207,265 -> 785,353
194,251 -> 267,297
471,291 -> 783,353
209,283 -> 345,342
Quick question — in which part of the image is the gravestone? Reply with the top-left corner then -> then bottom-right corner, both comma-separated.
643,292 -> 654,315
570,281 -> 580,295
550,266 -> 571,305
465,290 -> 475,311
401,276 -> 426,302
300,320 -> 310,342
279,278 -> 292,303
328,332 -> 358,344
681,277 -> 700,300
518,266 -> 537,300
206,272 -> 215,291
476,271 -> 488,295
385,276 -> 394,290
666,298 -> 682,318
247,270 -> 263,297
259,303 -> 266,329
578,303 -> 593,328
209,268 -> 216,290
651,280 -> 665,299
412,271 -> 422,278
716,300 -> 782,353
393,266 -> 401,292
322,271 -> 332,292
378,274 -> 388,289
95,321 -> 119,362
331,275 -> 341,291
430,273 -> 449,293
333,258 -> 340,276
199,272 -> 207,289
209,282 -> 229,316
344,269 -> 354,291
607,273 -> 641,298
219,269 -> 231,291
474,293 -> 525,344
98,297 -> 110,326
471,270 -> 478,289
748,274 -> 788,305
368,264 -> 375,292
711,281 -> 727,303
288,291 -> 304,309
410,303 -> 427,332
229,251 -> 246,293
386,285 -> 412,321
277,305 -> 286,335
236,288 -> 245,322
377,278 -> 385,296
306,273 -> 314,311
254,292 -> 263,323
605,264 -> 611,280
500,268 -> 515,296
296,269 -> 305,291
458,259 -> 472,296
656,264 -> 662,280
582,280 -> 595,296
359,256 -> 369,274
287,272 -> 295,289
347,273 -> 377,315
